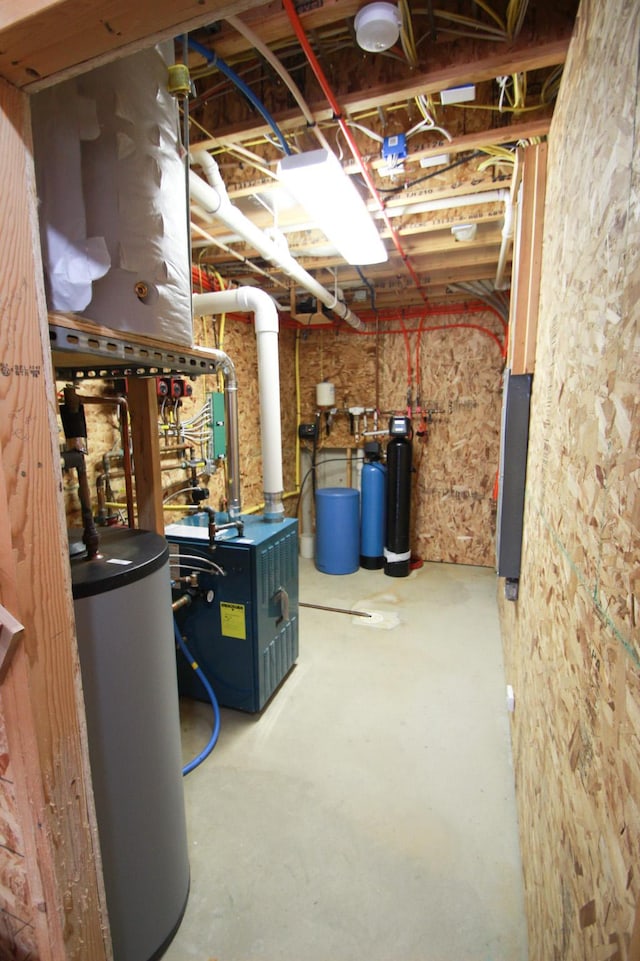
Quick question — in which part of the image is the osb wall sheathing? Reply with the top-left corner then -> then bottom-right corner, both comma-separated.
0,721 -> 37,956
60,303 -> 501,564
297,310 -> 504,566
499,0 -> 640,957
58,313 -> 298,527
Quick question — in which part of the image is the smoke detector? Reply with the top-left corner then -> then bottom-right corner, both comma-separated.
354,3 -> 401,52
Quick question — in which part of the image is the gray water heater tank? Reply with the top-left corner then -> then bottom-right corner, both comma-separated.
71,527 -> 189,961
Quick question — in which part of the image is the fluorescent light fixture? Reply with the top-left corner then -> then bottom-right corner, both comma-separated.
277,149 -> 388,265
440,84 -> 476,105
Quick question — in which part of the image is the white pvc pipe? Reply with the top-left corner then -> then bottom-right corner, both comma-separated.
381,185 -> 512,290
193,288 -> 285,520
190,150 -> 365,330
494,194 -> 515,290
379,188 -> 508,220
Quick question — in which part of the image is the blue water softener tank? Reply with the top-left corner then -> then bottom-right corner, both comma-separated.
360,442 -> 387,569
385,416 -> 413,578
71,527 -> 190,961
316,487 -> 360,574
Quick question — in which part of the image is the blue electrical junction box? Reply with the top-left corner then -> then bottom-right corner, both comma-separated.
382,133 -> 407,165
165,513 -> 299,713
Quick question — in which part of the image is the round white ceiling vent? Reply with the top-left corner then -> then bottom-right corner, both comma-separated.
354,2 -> 401,52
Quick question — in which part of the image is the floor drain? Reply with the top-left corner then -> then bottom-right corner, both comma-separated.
351,608 -> 400,630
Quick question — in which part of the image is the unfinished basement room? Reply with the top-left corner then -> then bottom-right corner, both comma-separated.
0,0 -> 638,959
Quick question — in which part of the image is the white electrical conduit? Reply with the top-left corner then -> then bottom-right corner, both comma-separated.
193,287 -> 285,521
189,150 -> 365,331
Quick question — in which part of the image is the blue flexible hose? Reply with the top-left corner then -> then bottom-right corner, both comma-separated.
187,38 -> 292,155
174,618 -> 221,775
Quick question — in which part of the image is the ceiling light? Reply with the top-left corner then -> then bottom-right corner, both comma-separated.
277,149 -> 388,265
451,223 -> 477,242
354,2 -> 401,52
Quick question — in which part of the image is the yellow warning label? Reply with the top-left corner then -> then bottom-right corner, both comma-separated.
220,602 -> 246,639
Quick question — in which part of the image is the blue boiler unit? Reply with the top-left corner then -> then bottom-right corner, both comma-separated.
166,513 -> 299,713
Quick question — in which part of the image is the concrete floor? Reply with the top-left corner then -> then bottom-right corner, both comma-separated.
164,559 -> 527,961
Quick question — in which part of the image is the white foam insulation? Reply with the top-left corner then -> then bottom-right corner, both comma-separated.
32,43 -> 193,346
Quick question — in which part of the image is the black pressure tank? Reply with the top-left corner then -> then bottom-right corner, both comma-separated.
384,416 -> 412,578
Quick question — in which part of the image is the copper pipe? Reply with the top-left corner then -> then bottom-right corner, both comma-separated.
77,394 -> 135,529
62,449 -> 100,558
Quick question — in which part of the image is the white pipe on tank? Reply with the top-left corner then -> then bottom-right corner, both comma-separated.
189,150 -> 365,331
193,288 -> 285,521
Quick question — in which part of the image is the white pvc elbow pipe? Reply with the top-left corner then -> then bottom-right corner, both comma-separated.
193,288 -> 285,521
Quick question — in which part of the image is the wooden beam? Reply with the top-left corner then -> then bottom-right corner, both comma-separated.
192,33 -> 570,148
195,176 -> 507,241
508,142 -> 547,373
0,0 -> 268,89
0,75 -> 110,960
202,0 -> 363,60
205,4 -> 571,68
193,106 -> 552,157
391,119 -> 552,166
204,115 -> 551,189
127,378 -> 165,534
221,162 -> 507,203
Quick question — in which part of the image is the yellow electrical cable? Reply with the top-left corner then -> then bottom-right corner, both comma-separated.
399,0 -> 419,67
241,491 -> 300,515
511,72 -> 527,111
448,101 -> 547,114
295,330 -> 301,493
479,145 -> 517,162
433,9 -> 507,39
210,268 -> 226,336
541,66 -> 563,103
506,0 -> 529,38
470,0 -> 506,32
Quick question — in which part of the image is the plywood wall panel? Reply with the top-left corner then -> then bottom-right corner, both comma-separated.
296,313 -> 504,566
499,0 -> 640,956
